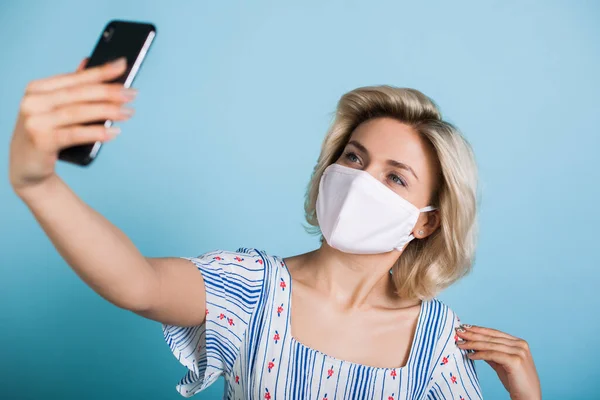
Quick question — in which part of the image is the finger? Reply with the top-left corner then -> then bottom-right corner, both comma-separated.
76,58 -> 89,72
457,340 -> 523,355
21,84 -> 137,115
42,103 -> 134,128
56,125 -> 121,148
467,350 -> 521,367
26,58 -> 127,94
463,325 -> 519,340
456,328 -> 520,347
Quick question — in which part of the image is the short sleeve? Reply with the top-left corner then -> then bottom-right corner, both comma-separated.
162,248 -> 265,397
426,312 -> 483,400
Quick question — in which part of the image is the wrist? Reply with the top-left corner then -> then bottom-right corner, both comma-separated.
13,174 -> 62,205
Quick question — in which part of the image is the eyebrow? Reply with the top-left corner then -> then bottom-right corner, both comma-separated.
347,140 -> 419,181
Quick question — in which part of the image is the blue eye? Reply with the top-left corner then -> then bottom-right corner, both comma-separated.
389,173 -> 407,187
344,152 -> 361,164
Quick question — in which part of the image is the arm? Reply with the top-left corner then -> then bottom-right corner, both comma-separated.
10,59 -> 205,327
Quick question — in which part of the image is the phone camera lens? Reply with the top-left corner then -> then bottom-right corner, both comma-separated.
103,27 -> 114,42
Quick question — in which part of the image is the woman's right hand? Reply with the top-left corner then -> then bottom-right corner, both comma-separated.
7,61 -> 209,326
9,58 -> 137,194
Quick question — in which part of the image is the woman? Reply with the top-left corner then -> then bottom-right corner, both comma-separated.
9,59 -> 541,399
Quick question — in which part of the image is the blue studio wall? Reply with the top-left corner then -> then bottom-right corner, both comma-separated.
1,1 -> 598,399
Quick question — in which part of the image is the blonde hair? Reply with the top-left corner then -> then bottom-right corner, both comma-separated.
304,86 -> 478,300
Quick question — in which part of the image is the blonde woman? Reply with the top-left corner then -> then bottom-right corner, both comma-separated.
9,59 -> 541,399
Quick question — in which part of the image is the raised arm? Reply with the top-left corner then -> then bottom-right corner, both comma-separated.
9,59 -> 206,327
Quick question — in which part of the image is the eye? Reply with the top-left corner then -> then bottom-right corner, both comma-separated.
344,151 -> 361,164
388,173 -> 407,187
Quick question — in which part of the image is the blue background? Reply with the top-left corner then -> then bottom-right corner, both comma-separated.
1,1 -> 598,399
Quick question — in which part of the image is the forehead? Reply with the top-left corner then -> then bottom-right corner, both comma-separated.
349,118 -> 436,172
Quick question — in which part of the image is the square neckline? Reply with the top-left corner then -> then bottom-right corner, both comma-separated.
275,254 -> 426,371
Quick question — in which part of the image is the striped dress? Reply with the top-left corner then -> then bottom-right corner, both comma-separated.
163,248 -> 483,399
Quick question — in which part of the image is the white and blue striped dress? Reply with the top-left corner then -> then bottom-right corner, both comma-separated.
163,248 -> 483,399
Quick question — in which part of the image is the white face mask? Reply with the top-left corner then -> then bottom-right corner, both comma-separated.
316,163 -> 436,255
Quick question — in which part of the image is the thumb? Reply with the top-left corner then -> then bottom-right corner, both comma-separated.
76,58 -> 89,72
486,360 -> 504,374
485,360 -> 497,369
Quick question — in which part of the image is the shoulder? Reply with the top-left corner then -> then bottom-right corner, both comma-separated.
424,298 -> 461,324
186,247 -> 265,265
422,298 -> 464,350
423,299 -> 483,398
184,247 -> 282,283
185,247 -> 267,273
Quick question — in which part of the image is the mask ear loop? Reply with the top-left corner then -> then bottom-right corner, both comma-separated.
394,206 -> 439,251
407,206 -> 437,242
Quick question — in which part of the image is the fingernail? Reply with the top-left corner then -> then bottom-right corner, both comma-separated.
455,327 -> 466,333
456,338 -> 466,344
461,324 -> 472,329
106,127 -> 121,137
120,107 -> 135,117
121,88 -> 138,100
111,57 -> 127,69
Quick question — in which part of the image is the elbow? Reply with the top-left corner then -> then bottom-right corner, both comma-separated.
111,279 -> 159,314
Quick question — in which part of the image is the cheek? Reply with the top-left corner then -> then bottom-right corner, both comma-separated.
422,176 -> 441,207
388,184 -> 410,198
335,157 -> 348,166
397,185 -> 432,209
334,153 -> 349,166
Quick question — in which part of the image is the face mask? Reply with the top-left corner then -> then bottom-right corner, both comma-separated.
315,163 -> 436,254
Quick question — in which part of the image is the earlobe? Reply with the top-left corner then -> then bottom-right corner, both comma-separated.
412,229 -> 426,239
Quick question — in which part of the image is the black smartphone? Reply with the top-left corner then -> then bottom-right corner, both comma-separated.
58,20 -> 156,166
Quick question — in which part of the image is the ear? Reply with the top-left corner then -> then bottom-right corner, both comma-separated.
413,210 -> 440,239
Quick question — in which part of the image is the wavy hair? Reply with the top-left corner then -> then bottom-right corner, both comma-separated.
304,86 -> 478,300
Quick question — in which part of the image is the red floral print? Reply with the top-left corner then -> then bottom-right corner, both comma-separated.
267,358 -> 276,372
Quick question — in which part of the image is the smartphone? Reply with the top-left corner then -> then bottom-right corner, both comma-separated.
58,20 -> 156,166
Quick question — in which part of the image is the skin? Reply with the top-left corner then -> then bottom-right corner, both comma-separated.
8,60 -> 541,399
284,118 -> 443,368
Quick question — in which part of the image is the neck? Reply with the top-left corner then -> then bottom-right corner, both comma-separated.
296,243 -> 414,310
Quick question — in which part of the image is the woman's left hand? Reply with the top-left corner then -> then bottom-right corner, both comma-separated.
455,325 -> 541,400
